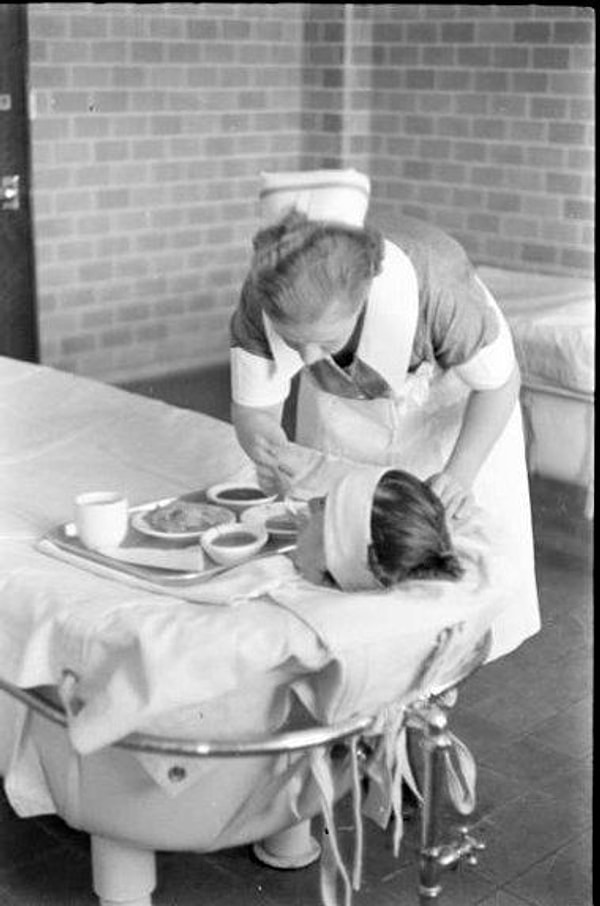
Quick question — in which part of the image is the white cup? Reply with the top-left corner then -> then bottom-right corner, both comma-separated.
74,491 -> 129,551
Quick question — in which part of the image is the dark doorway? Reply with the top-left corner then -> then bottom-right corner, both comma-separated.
0,3 -> 38,362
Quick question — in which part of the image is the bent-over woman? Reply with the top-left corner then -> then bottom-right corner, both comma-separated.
229,171 -> 539,661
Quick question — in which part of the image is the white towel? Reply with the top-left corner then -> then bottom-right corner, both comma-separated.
100,543 -> 206,572
37,536 -> 296,606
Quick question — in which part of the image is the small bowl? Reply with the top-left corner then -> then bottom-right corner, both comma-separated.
205,482 -> 277,512
201,522 -> 268,567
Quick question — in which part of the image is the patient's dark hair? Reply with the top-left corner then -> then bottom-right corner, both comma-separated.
246,210 -> 384,325
368,470 -> 464,586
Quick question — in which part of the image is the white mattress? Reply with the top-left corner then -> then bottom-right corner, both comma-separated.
478,266 -> 595,396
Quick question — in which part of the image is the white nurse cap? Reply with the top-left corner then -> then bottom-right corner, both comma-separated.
259,169 -> 371,228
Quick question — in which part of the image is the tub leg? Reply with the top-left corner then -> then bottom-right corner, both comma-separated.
418,707 -> 450,900
91,835 -> 156,906
253,818 -> 322,869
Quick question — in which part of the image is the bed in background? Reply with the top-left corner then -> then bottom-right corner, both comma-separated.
478,266 -> 595,519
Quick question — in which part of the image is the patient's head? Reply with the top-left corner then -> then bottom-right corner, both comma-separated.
294,467 -> 464,590
368,470 -> 464,586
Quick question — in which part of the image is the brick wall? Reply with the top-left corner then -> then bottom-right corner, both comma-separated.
28,3 -> 307,381
355,5 -> 595,274
27,4 -> 594,384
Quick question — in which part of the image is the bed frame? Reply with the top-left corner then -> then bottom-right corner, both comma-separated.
520,381 -> 594,520
476,265 -> 594,521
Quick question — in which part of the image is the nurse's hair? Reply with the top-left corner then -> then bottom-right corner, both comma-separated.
367,470 -> 464,586
247,210 -> 384,325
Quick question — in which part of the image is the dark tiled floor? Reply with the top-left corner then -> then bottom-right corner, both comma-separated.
0,368 -> 593,906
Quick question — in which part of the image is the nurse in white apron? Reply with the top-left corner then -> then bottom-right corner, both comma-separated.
229,170 -> 540,662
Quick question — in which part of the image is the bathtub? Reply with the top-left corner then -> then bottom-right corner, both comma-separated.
2,626 -> 490,906
21,688 -> 357,906
0,356 -> 521,904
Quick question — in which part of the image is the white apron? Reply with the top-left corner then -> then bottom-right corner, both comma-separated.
295,327 -> 540,664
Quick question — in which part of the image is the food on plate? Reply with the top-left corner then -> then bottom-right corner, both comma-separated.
145,501 -> 232,534
264,514 -> 298,535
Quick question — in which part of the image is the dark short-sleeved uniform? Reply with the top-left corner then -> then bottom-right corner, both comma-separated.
230,216 -> 514,407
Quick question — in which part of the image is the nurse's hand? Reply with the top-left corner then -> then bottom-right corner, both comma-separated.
231,401 -> 287,466
269,442 -> 337,498
251,438 -> 295,496
255,462 -> 283,496
426,471 -> 476,524
271,442 -> 313,482
253,443 -> 310,497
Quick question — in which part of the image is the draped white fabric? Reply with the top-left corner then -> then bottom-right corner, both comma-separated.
1,357 -> 511,824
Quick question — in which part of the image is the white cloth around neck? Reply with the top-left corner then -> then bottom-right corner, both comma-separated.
324,465 -> 390,592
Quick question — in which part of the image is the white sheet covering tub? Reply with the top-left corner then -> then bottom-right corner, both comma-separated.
0,356 -> 516,856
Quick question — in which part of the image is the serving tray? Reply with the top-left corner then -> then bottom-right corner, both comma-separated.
42,490 -> 296,588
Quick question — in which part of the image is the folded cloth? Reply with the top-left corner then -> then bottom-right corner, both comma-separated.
37,536 -> 296,606
100,544 -> 206,572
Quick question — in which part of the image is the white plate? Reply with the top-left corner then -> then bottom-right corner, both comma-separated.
131,503 -> 235,541
241,502 -> 302,538
205,482 -> 277,511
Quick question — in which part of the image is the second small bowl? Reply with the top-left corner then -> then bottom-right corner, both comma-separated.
205,482 -> 277,512
201,522 -> 268,567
